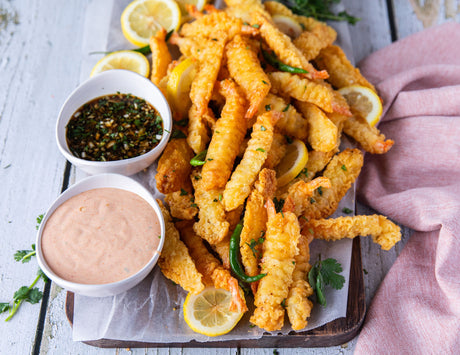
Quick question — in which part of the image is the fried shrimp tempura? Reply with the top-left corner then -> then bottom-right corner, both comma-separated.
295,101 -> 338,152
164,184 -> 198,220
293,24 -> 337,61
264,133 -> 288,169
302,148 -> 364,220
226,35 -> 271,119
282,177 -> 332,217
286,233 -> 314,330
176,220 -> 247,312
189,32 -> 227,118
250,199 -> 300,331
192,170 -> 229,245
268,72 -> 335,113
343,114 -> 394,154
225,0 -> 271,23
157,201 -> 205,294
303,215 -> 401,251
315,45 -> 376,91
201,79 -> 247,190
251,11 -> 328,80
259,94 -> 308,140
149,28 -> 172,86
187,104 -> 210,154
223,111 -> 280,211
156,139 -> 194,194
180,7 -> 258,39
240,169 -> 276,281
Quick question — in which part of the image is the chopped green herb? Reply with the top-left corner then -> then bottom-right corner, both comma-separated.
36,214 -> 44,230
262,80 -> 268,85
285,135 -> 293,144
282,104 -> 291,112
256,148 -> 266,152
342,207 -> 353,214
158,235 -> 161,239
273,197 -> 285,212
14,244 -> 36,263
265,104 -> 271,111
260,125 -> 267,131
246,237 -> 265,258
363,268 -> 368,275
174,118 -> 189,126
280,298 -> 286,308
317,186 -> 323,196
190,203 -> 198,208
252,23 -> 260,28
218,194 -> 222,201
341,164 -> 347,171
180,189 -> 188,196
308,256 -> 345,307
171,129 -> 186,139
310,197 -> 316,204
296,168 -> 308,178
213,198 -> 218,202
292,261 -> 296,265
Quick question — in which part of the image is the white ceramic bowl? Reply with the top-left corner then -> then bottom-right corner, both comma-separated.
56,69 -> 172,176
36,174 -> 165,297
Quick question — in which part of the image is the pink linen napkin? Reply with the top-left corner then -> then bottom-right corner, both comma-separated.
354,22 -> 460,354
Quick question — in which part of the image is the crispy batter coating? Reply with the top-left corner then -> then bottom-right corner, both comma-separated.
296,101 -> 338,152
302,148 -> 364,220
226,35 -> 271,119
286,233 -> 314,330
264,133 -> 288,169
201,79 -> 247,190
252,11 -> 328,80
176,220 -> 247,312
164,184 -> 198,220
223,111 -> 280,211
149,28 -> 172,86
315,45 -> 376,91
293,24 -> 337,61
240,169 -> 276,279
192,169 -> 229,245
189,32 -> 227,118
157,201 -> 205,294
187,104 -> 210,154
180,8 -> 258,39
156,139 -> 194,194
250,199 -> 300,331
303,215 -> 401,251
259,94 -> 309,140
283,177 -> 332,217
269,72 -> 335,113
343,114 -> 394,154
225,0 -> 271,23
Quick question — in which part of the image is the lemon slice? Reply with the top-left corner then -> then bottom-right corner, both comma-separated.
121,0 -> 181,47
183,287 -> 244,337
275,139 -> 308,187
272,14 -> 303,38
167,57 -> 197,118
90,50 -> 150,77
338,85 -> 383,127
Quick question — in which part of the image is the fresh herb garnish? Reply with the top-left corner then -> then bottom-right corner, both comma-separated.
246,236 -> 265,258
308,256 -> 345,307
275,0 -> 360,25
342,207 -> 353,214
180,188 -> 188,196
256,148 -> 266,152
341,164 -> 347,171
273,197 -> 285,212
36,213 -> 44,230
14,244 -> 36,263
260,125 -> 267,131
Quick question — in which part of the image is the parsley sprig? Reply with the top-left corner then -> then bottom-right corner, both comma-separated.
1,214 -> 48,321
275,0 -> 360,25
308,256 -> 345,307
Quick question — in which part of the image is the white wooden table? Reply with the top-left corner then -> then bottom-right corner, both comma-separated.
0,0 -> 458,354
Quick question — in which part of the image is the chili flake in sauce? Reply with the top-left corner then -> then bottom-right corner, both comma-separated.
66,93 -> 163,161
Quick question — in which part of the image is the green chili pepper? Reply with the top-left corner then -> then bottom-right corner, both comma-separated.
133,45 -> 151,55
190,149 -> 208,166
260,45 -> 308,74
229,224 -> 266,283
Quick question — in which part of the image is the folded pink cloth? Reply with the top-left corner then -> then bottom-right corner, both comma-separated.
354,23 -> 460,354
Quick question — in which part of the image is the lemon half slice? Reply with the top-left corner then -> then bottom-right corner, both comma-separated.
167,57 -> 197,118
183,287 -> 244,337
90,50 -> 150,77
338,85 -> 383,127
275,139 -> 309,187
121,0 -> 181,47
272,14 -> 303,38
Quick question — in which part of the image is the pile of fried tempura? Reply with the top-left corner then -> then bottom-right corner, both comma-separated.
153,0 -> 401,333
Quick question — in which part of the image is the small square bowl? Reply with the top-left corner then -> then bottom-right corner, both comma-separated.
56,69 -> 172,176
36,173 -> 165,297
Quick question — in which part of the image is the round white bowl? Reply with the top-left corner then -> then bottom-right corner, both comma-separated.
56,69 -> 172,176
36,174 -> 165,297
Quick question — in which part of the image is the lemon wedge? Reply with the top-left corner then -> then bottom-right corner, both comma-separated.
183,287 -> 244,337
338,85 -> 383,127
275,139 -> 309,187
167,57 -> 197,118
90,50 -> 150,77
121,0 -> 181,47
272,14 -> 303,38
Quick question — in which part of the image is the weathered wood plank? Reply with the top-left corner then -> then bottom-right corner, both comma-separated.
392,0 -> 460,39
0,0 -> 88,353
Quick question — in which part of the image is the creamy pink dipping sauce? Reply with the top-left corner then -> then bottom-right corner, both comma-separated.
41,188 -> 161,285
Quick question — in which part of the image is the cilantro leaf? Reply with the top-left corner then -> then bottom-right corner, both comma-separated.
13,244 -> 36,263
308,256 -> 345,307
26,288 -> 43,304
36,214 -> 44,230
13,286 -> 31,301
0,303 -> 10,314
37,268 -> 49,283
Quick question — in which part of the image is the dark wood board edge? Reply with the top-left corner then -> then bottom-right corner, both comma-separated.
65,237 -> 365,348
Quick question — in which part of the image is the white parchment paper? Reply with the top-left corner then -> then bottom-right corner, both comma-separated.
72,0 -> 356,343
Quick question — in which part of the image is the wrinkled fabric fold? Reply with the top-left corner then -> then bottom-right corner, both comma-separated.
354,23 -> 460,354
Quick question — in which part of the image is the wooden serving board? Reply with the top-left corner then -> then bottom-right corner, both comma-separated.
65,237 -> 365,348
